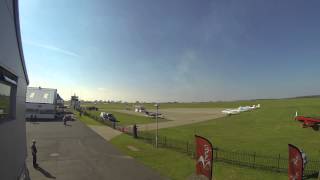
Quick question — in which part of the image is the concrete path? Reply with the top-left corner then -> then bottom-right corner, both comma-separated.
89,125 -> 122,141
26,120 -> 166,180
134,112 -> 226,131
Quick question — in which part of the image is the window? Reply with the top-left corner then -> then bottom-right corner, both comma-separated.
0,66 -> 17,122
0,83 -> 11,118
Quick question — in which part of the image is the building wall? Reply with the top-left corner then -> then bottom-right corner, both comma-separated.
0,0 -> 28,179
26,103 -> 56,119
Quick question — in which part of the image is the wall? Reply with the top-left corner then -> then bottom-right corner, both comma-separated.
0,0 -> 28,179
26,103 -> 56,119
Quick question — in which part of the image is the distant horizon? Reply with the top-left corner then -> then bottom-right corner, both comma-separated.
21,0 -> 320,102
63,93 -> 320,103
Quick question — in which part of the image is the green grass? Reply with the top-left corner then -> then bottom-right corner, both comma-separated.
111,134 -> 287,180
156,98 -> 320,158
88,97 -> 320,179
85,109 -> 167,126
81,99 -> 289,110
74,111 -> 104,126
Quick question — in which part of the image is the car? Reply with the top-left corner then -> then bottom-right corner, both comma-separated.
100,112 -> 117,122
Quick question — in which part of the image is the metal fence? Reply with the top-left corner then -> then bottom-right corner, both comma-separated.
80,109 -> 320,176
80,110 -> 134,134
137,131 -> 320,176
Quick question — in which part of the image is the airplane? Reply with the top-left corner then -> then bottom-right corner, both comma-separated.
144,111 -> 163,118
238,106 -> 251,112
222,104 -> 260,115
222,109 -> 240,115
295,111 -> 320,130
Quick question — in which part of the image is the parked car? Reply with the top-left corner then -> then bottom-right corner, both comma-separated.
100,112 -> 117,122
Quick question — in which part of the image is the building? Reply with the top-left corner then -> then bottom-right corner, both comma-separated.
0,0 -> 30,179
26,87 -> 64,119
70,94 -> 80,110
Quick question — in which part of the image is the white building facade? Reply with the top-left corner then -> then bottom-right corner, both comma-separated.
26,87 -> 64,119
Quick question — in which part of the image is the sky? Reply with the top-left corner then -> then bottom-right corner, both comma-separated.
19,0 -> 320,102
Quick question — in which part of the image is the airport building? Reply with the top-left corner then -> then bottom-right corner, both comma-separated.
26,87 -> 64,119
0,0 -> 30,179
71,94 -> 80,110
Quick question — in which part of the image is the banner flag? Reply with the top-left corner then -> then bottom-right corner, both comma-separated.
195,135 -> 213,180
288,144 -> 303,180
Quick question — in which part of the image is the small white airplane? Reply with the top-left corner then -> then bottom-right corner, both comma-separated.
238,106 -> 251,112
222,109 -> 240,115
222,104 -> 261,115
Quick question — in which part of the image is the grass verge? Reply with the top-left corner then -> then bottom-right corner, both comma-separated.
111,134 -> 287,180
74,111 -> 104,126
86,110 -> 167,126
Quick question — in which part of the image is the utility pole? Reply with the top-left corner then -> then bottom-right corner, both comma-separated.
154,103 -> 159,148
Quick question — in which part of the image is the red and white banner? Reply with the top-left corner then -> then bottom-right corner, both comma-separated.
288,144 -> 303,180
195,135 -> 213,180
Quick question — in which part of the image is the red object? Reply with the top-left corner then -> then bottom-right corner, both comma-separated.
288,144 -> 303,180
295,116 -> 320,128
195,135 -> 213,180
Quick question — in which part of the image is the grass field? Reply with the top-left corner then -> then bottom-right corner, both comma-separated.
74,111 -> 105,126
84,109 -> 167,126
85,97 -> 320,179
111,134 -> 287,180
154,98 -> 320,157
82,100 -> 265,110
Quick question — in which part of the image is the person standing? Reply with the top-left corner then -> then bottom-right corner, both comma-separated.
31,139 -> 38,168
63,115 -> 67,126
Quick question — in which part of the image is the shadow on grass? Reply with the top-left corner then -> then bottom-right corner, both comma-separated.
303,172 -> 319,179
36,166 -> 56,179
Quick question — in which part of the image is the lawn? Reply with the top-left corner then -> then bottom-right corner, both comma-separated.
155,98 -> 320,157
111,134 -> 287,180
82,100 -> 265,110
88,97 -> 320,179
74,111 -> 105,126
84,109 -> 167,126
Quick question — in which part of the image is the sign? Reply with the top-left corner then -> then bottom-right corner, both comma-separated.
288,144 -> 303,180
195,135 -> 213,180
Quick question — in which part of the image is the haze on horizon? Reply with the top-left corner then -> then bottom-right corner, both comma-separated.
20,0 -> 320,102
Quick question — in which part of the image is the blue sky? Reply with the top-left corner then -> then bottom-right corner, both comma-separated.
20,0 -> 320,102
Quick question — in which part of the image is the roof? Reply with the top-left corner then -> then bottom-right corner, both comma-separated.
26,87 -> 57,104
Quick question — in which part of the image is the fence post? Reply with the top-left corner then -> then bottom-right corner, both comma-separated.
164,136 -> 167,147
253,152 -> 256,168
186,141 -> 189,154
277,154 -> 280,172
215,149 -> 218,160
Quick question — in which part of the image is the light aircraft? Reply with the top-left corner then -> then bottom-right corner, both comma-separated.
144,111 -> 163,118
222,104 -> 260,115
221,109 -> 240,115
295,111 -> 320,130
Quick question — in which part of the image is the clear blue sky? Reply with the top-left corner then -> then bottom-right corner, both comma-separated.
19,0 -> 320,102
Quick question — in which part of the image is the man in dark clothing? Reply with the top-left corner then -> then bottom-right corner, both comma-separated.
63,115 -> 67,126
31,139 -> 38,168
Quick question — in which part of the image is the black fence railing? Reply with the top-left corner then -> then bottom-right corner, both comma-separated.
79,109 -> 320,176
137,131 -> 320,176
